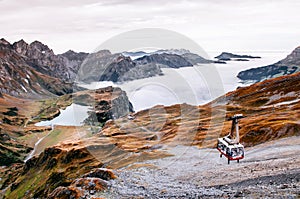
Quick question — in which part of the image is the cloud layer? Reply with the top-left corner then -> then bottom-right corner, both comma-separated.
1,0 -> 300,54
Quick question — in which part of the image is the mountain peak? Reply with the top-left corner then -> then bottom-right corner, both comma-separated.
60,49 -> 88,61
0,38 -> 10,46
29,40 -> 53,53
94,49 -> 112,57
12,39 -> 29,55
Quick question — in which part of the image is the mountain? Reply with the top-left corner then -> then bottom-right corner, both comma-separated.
12,39 -> 88,82
215,52 -> 261,61
154,48 -> 191,55
3,70 -> 300,198
0,39 -> 74,97
237,46 -> 300,82
76,50 -> 162,83
121,51 -> 148,58
135,53 -> 193,68
78,49 -> 223,83
122,49 -> 192,58
181,52 -> 215,64
123,49 -> 220,64
3,38 -> 220,85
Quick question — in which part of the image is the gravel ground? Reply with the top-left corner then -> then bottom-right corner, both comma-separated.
95,136 -> 300,198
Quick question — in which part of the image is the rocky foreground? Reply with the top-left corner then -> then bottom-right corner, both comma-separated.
102,136 -> 300,198
1,69 -> 299,198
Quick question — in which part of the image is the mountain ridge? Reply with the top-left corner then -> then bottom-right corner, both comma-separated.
237,46 -> 300,82
0,39 -> 75,97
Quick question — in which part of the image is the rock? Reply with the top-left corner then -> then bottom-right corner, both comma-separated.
47,186 -> 83,199
235,58 -> 249,61
82,86 -> 134,125
237,46 -> 300,82
215,52 -> 261,60
12,40 -> 87,82
135,53 -> 193,68
77,51 -> 148,83
279,184 -> 289,189
82,168 -> 116,180
0,39 -> 75,97
71,177 -> 108,191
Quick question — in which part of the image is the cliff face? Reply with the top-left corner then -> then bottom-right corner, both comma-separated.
73,86 -> 134,125
12,40 -> 88,82
237,46 -> 300,82
0,39 -> 74,97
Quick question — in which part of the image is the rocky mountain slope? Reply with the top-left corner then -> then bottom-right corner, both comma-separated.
238,46 -> 300,82
76,50 -> 221,83
0,39 -> 76,97
1,38 -> 299,198
76,50 -> 163,83
11,39 -> 88,82
2,38 -> 221,86
0,85 -> 133,168
2,68 -> 299,198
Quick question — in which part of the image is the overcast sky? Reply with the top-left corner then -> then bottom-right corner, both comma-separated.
1,0 -> 300,54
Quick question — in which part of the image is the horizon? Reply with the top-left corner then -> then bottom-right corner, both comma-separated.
1,0 -> 300,54
0,37 -> 294,56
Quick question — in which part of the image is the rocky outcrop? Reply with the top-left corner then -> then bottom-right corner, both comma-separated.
238,47 -> 300,82
77,50 -> 131,82
79,86 -> 134,125
135,53 -> 193,68
12,40 -> 87,82
215,52 -> 261,61
0,39 -> 74,97
3,141 -> 116,198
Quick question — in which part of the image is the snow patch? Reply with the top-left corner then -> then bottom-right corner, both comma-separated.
21,85 -> 27,92
274,98 -> 300,106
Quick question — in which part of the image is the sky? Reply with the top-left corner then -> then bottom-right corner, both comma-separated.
1,0 -> 300,54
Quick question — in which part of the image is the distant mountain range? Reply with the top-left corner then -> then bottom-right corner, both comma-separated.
215,52 -> 261,61
3,37 -> 299,98
238,46 -> 300,82
122,48 -> 191,59
0,38 -> 226,97
78,49 -> 223,83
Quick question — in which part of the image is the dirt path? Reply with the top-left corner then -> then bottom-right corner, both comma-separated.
96,136 -> 300,198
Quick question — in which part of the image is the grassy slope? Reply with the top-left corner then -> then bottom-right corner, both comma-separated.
2,72 -> 300,198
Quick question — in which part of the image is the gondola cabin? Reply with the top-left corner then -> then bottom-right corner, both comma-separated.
217,138 -> 244,164
217,114 -> 245,164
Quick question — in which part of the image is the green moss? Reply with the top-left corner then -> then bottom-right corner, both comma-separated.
0,150 -> 22,166
5,170 -> 47,199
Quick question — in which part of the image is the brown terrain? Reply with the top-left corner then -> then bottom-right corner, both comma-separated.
0,70 -> 299,198
0,39 -> 299,198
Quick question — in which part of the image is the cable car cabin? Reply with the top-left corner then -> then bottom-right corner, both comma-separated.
217,138 -> 244,164
217,114 -> 245,164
